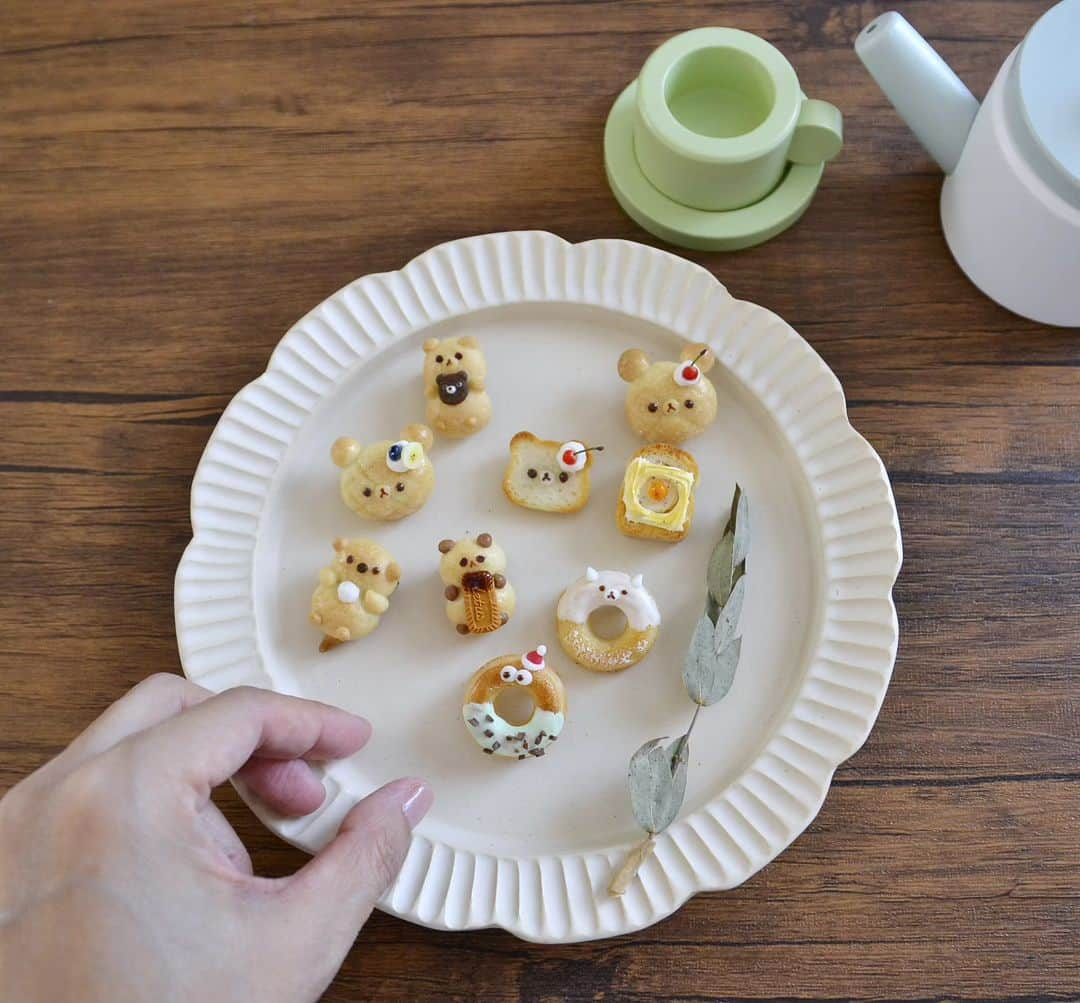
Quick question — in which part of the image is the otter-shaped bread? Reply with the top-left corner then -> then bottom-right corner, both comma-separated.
438,532 -> 515,635
422,335 -> 492,438
309,538 -> 400,652
616,443 -> 700,543
331,423 -> 434,521
618,341 -> 718,444
502,432 -> 603,514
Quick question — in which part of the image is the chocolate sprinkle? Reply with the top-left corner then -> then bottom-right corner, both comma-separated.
483,729 -> 494,738
518,754 -> 526,760
529,748 -> 545,757
483,748 -> 494,754
491,741 -> 500,750
467,718 -> 479,727
484,714 -> 494,723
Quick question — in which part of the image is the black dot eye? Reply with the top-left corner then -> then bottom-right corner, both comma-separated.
460,557 -> 468,567
356,562 -> 368,573
454,351 -> 463,360
362,487 -> 372,497
527,468 -> 537,479
559,471 -> 569,482
598,584 -> 605,592
685,399 -> 695,409
647,402 -> 659,413
371,566 -> 379,575
622,589 -> 628,595
396,482 -> 405,492
476,554 -> 485,563
346,555 -> 354,564
435,354 -> 444,363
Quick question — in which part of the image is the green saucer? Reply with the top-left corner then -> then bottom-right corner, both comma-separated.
604,82 -> 826,252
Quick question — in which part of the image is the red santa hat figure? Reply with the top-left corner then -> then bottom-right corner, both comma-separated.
522,645 -> 547,672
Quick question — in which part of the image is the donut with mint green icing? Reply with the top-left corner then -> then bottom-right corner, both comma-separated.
462,645 -> 565,759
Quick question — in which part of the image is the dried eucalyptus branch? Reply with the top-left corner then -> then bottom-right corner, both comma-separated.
609,484 -> 749,896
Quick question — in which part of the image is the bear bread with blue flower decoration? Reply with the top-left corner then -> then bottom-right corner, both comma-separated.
331,423 -> 434,521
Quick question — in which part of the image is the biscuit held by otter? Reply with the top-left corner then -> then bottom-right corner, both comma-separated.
331,423 -> 434,522
617,443 -> 699,543
422,335 -> 492,438
618,342 -> 718,444
438,532 -> 515,635
503,432 -> 604,514
309,538 -> 400,652
462,645 -> 565,759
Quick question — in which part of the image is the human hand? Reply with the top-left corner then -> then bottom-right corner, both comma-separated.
0,674 -> 432,1002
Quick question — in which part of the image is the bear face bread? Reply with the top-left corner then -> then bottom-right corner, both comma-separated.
462,645 -> 565,759
618,341 -> 718,444
438,532 -> 515,635
617,443 -> 699,542
422,335 -> 492,438
309,538 -> 400,652
503,432 -> 604,514
331,423 -> 434,521
556,567 -> 661,672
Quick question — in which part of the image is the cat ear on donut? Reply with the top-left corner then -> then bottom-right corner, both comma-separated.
586,566 -> 599,582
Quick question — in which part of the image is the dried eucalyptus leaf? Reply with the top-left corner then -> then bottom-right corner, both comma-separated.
698,636 -> 742,706
713,573 -> 747,652
733,487 -> 751,569
706,532 -> 735,612
628,738 -> 674,834
682,615 -> 718,705
724,483 -> 743,538
655,736 -> 689,831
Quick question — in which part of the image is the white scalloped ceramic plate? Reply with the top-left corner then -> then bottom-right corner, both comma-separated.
174,232 -> 901,943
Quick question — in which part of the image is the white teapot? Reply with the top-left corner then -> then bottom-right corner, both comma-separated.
856,2 -> 1080,327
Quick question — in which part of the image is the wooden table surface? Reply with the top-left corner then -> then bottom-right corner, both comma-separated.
2,1 -> 1077,999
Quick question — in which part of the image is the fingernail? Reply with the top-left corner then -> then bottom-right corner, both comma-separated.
401,782 -> 434,829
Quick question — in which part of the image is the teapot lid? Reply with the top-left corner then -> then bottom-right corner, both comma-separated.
1016,0 -> 1080,186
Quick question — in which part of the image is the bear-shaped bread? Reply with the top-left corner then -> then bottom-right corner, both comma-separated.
438,532 -> 515,635
331,423 -> 434,521
616,443 -> 700,543
422,335 -> 492,438
618,341 -> 718,444
309,538 -> 400,652
502,432 -> 602,514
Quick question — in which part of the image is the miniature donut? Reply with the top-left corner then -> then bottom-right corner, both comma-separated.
462,646 -> 565,759
556,567 -> 661,672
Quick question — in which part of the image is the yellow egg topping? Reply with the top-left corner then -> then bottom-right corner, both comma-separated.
622,458 -> 695,530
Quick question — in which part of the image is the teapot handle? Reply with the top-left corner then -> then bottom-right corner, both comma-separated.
788,99 -> 844,165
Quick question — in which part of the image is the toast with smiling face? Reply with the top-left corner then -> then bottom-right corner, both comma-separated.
502,432 -> 601,515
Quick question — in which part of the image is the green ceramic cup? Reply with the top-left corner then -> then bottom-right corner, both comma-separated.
633,27 -> 843,211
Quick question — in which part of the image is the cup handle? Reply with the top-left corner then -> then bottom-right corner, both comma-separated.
788,98 -> 844,165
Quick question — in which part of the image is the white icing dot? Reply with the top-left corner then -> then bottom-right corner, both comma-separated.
337,581 -> 360,604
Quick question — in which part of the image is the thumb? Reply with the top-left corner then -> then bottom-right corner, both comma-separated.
285,778 -> 432,940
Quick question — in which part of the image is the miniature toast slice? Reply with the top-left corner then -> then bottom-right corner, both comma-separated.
503,432 -> 595,514
616,443 -> 699,542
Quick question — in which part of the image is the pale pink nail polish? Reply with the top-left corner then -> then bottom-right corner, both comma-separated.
401,783 -> 433,829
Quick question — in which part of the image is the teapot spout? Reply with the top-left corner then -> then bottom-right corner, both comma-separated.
856,11 -> 979,174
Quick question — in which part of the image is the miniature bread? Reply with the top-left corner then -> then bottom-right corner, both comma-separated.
331,423 -> 434,521
309,538 -> 400,652
616,443 -> 699,542
618,341 -> 718,444
503,432 -> 603,514
556,567 -> 661,672
462,645 -> 565,759
422,335 -> 492,438
438,532 -> 515,635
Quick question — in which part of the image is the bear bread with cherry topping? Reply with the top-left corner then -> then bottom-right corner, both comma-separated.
423,335 -> 492,438
309,538 -> 400,652
331,423 -> 434,522
462,645 -> 566,759
438,532 -> 516,635
618,341 -> 717,444
503,432 -> 603,514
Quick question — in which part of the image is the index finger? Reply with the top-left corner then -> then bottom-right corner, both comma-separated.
130,686 -> 371,800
